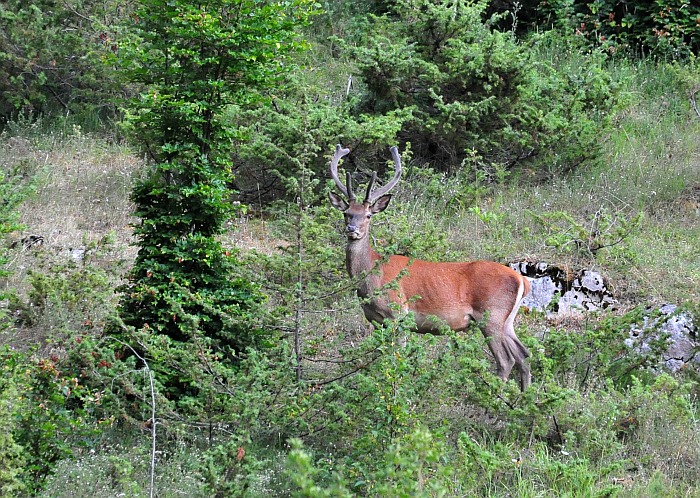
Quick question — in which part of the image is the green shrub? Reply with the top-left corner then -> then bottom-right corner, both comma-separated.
489,0 -> 699,57
198,436 -> 264,497
0,0 -> 127,124
225,46 -> 412,204
347,1 -> 621,177
0,346 -> 100,495
539,307 -> 666,390
570,0 -> 699,57
0,354 -> 26,496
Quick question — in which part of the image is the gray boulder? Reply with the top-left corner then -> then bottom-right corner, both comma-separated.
625,304 -> 698,372
510,261 -> 616,314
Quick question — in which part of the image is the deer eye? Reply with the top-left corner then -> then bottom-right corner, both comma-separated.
366,214 -> 372,219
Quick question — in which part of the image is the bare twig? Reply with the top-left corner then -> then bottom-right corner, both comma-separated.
691,89 -> 700,119
62,0 -> 94,24
303,346 -> 382,365
312,352 -> 383,387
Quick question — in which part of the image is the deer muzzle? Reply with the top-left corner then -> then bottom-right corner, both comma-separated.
346,224 -> 361,238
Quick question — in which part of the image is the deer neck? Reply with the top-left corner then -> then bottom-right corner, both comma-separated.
346,237 -> 381,297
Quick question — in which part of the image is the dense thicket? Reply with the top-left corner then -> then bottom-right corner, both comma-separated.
489,0 -> 700,56
0,0 -> 128,125
114,0 -> 316,402
346,0 -> 620,176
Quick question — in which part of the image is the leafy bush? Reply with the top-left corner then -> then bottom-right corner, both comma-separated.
568,0 -> 699,57
0,346 -> 100,495
489,0 -> 699,57
0,355 -> 26,496
0,0 -> 127,124
346,0 -> 621,177
531,208 -> 643,257
198,435 -> 264,497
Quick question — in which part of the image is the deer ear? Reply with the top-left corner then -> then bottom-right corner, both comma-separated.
371,194 -> 391,214
328,191 -> 349,211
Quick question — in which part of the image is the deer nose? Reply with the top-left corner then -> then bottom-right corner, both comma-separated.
346,224 -> 358,233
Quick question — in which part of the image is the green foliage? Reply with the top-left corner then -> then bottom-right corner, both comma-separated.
311,306 -> 690,496
0,354 -> 26,496
572,0 -> 700,57
0,0 -> 127,124
532,208 -> 643,257
350,0 -> 527,167
0,346 -> 99,495
198,436 -> 268,497
116,0 -> 317,395
346,0 -> 621,177
103,454 -> 142,496
489,0 -> 699,57
364,427 -> 451,496
0,154 -> 36,329
281,318 -> 526,494
669,54 -> 700,116
226,44 -> 413,203
288,427 -> 453,497
287,439 -> 353,497
15,264 -> 112,331
278,319 -> 455,492
0,163 -> 32,248
539,307 -> 667,390
520,32 -> 625,177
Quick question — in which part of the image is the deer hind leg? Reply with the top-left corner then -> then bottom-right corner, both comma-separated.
481,310 -> 530,391
503,292 -> 531,391
482,322 -> 516,384
504,319 -> 531,391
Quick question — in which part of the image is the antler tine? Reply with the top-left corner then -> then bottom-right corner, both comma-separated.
329,144 -> 352,199
363,172 -> 377,203
346,172 -> 356,201
367,146 -> 402,203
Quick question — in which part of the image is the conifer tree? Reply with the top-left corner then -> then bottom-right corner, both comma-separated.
117,0 -> 314,365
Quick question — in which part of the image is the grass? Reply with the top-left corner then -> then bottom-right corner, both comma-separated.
1,55 -> 699,497
2,126 -> 139,260
0,126 -> 140,350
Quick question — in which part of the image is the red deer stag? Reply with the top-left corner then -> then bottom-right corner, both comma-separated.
328,145 -> 531,391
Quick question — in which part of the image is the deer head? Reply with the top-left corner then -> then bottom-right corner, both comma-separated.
327,144 -> 402,241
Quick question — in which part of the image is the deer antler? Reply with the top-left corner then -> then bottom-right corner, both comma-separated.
363,172 -> 378,203
329,144 -> 353,200
365,146 -> 402,203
